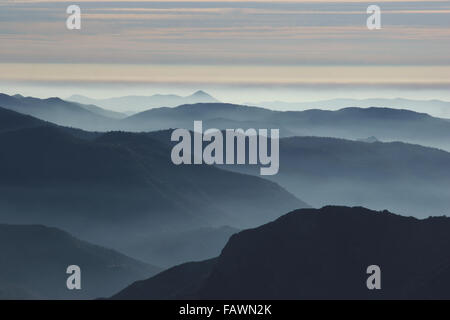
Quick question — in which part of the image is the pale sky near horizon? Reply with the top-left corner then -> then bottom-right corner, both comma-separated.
0,0 -> 449,103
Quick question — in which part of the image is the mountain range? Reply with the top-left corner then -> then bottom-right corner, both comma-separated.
68,90 -> 218,113
252,98 -> 450,119
0,93 -> 120,131
119,103 -> 450,151
0,224 -> 159,299
219,135 -> 450,218
3,92 -> 450,299
3,93 -> 450,151
0,106 -> 306,266
112,206 -> 450,300
142,128 -> 450,218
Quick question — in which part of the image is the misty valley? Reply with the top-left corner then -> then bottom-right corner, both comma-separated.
1,92 -> 450,300
1,0 -> 450,307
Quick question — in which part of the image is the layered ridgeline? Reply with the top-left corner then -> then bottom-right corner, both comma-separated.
112,206 -> 450,300
221,136 -> 450,218
0,93 -> 124,130
0,105 -> 47,132
147,129 -> 450,218
3,93 -> 450,151
0,101 -> 100,140
0,224 -> 159,300
0,107 -> 305,266
121,102 -> 450,151
252,98 -> 450,119
68,90 -> 218,113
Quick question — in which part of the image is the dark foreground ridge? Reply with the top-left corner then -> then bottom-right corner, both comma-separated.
112,206 -> 450,300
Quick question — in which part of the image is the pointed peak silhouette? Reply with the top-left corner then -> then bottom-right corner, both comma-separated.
188,90 -> 217,101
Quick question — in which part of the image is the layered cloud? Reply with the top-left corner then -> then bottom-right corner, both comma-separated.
0,1 -> 449,87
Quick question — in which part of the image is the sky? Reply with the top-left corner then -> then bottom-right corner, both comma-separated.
0,0 -> 449,105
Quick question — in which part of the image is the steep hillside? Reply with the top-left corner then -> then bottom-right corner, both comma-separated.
0,113 -> 306,264
112,206 -> 450,300
0,93 -> 117,130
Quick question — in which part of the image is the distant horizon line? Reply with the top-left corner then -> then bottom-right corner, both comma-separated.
4,91 -> 450,116
5,91 -> 450,105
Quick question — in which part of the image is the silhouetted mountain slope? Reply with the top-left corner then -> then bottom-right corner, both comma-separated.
68,90 -> 218,113
0,126 -> 150,187
121,103 -> 273,131
112,206 -> 450,300
0,224 -> 159,299
0,106 -> 46,132
0,126 -> 304,228
0,116 -> 305,263
111,259 -> 217,300
121,103 -> 450,150
0,106 -> 100,140
0,93 -> 117,130
94,131 -> 307,228
223,136 -> 450,218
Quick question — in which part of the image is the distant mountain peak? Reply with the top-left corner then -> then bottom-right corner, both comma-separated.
191,90 -> 209,96
188,90 -> 217,101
